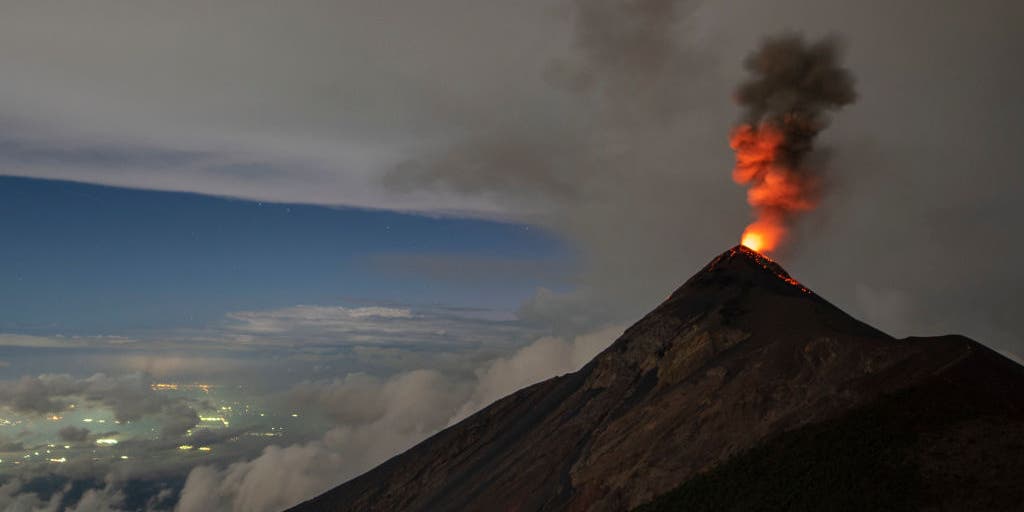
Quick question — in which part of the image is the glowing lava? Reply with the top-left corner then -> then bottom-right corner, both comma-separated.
739,215 -> 787,254
740,232 -> 764,253
730,123 -> 818,254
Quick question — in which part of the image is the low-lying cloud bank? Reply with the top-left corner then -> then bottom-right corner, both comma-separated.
0,373 -> 200,436
0,300 -> 623,512
174,325 -> 623,512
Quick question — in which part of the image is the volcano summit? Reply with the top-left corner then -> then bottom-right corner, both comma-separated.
289,246 -> 1024,511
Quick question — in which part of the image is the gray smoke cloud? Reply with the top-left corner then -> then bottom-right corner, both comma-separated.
736,34 -> 857,166
383,0 -> 733,334
545,0 -> 706,122
384,0 -> 710,208
729,34 -> 857,249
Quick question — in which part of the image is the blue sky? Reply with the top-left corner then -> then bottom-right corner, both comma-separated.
0,176 -> 572,335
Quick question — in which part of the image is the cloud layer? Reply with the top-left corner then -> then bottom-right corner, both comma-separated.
174,325 -> 623,512
0,373 -> 199,434
0,300 -> 622,511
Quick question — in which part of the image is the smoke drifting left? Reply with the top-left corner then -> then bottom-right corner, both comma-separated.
731,34 -> 857,254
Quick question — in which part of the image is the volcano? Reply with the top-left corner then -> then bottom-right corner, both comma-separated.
288,246 -> 1024,511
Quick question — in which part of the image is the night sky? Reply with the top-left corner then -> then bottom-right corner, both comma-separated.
1,1 -> 1021,510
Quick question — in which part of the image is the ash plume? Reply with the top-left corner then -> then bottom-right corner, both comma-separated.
731,34 -> 857,253
736,34 -> 856,166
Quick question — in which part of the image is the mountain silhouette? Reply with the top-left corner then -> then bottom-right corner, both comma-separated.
288,246 -> 1024,511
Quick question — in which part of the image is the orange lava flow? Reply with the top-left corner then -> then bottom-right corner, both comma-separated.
730,123 -> 818,254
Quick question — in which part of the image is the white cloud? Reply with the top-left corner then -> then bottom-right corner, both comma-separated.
345,308 -> 415,319
0,477 -> 64,512
176,325 -> 622,511
175,442 -> 339,512
176,369 -> 467,512
220,304 -> 531,350
0,1 -> 561,215
65,484 -> 126,512
0,334 -> 106,349
0,306 -> 621,511
226,306 -> 414,335
450,324 -> 623,422
0,373 -> 200,434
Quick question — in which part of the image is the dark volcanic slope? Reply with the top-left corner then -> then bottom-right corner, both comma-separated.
635,337 -> 1024,512
288,246 -> 1024,512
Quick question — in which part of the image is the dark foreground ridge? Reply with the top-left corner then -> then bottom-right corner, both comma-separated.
288,246 -> 1024,512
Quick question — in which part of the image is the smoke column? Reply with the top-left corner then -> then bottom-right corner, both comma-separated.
730,34 -> 856,253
